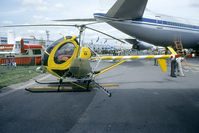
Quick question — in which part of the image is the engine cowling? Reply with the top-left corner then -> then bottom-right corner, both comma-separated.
125,39 -> 154,50
80,47 -> 91,59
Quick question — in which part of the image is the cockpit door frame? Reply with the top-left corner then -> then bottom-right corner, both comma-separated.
47,36 -> 80,70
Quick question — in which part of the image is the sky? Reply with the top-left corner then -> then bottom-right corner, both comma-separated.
0,0 -> 199,44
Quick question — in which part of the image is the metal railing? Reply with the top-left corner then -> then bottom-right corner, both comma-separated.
0,56 -> 41,75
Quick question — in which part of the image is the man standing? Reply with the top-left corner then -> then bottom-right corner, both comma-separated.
176,57 -> 185,77
170,58 -> 177,77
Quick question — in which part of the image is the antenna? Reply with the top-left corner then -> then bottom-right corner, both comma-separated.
46,30 -> 49,47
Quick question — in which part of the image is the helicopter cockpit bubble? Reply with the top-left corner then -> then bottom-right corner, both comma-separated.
41,36 -> 80,78
54,42 -> 75,64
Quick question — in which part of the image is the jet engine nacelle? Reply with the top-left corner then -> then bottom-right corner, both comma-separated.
125,39 -> 154,50
134,41 -> 154,50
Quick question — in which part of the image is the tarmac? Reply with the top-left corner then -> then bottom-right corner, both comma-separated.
0,58 -> 199,133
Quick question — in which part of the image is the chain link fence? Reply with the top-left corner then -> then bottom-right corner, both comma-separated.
0,56 -> 44,88
0,56 -> 42,76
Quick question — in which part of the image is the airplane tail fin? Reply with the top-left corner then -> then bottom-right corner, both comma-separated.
53,18 -> 96,22
105,0 -> 148,20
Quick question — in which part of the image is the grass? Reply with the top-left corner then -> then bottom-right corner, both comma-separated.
0,66 -> 42,88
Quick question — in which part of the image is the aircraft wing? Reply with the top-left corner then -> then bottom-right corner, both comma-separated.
106,0 -> 148,20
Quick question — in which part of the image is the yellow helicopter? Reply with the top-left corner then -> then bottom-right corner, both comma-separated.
3,24 -> 189,97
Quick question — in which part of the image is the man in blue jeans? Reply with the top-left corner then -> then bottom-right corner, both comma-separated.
171,59 -> 177,77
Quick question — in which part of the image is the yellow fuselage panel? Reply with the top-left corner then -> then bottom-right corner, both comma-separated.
42,36 -> 80,78
48,38 -> 79,70
80,47 -> 91,59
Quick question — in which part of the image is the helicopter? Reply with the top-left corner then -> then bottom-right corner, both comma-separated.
2,24 -> 195,97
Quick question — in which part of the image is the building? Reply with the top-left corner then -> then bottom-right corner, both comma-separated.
0,37 -> 8,44
0,36 -> 54,47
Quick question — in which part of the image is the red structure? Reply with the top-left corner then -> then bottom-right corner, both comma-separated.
0,44 -> 43,65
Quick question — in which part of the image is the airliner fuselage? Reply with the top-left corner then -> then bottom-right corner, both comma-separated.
94,13 -> 199,48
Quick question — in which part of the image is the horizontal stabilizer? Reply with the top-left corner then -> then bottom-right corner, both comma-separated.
53,18 -> 96,22
2,24 -> 79,28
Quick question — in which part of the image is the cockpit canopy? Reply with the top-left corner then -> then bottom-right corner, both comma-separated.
42,36 -> 79,67
54,42 -> 75,64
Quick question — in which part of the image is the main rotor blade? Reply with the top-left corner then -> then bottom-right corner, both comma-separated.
2,24 -> 125,43
2,24 -> 79,28
86,26 -> 125,44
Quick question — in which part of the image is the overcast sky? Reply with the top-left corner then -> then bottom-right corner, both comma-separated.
0,0 -> 199,42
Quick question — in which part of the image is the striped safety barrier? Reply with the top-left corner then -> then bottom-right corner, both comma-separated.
91,54 -> 196,60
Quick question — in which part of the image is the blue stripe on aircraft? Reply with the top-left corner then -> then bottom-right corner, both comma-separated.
132,21 -> 199,32
137,18 -> 199,30
94,13 -> 199,30
94,13 -> 106,16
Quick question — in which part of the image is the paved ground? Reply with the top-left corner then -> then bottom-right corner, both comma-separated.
0,58 -> 199,133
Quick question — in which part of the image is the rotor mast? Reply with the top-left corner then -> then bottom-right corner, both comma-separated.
77,25 -> 86,57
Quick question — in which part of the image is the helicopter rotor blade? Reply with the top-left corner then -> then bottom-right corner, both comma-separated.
85,26 -> 125,44
1,24 -> 79,28
1,24 -> 125,44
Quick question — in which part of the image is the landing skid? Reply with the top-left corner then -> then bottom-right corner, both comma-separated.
25,86 -> 89,92
27,79 -> 91,91
26,79 -> 117,97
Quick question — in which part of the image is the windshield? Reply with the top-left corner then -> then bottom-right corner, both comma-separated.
54,42 -> 75,64
46,37 -> 64,53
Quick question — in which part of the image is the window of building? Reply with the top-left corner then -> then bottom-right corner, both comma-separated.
22,50 -> 29,55
1,40 -> 7,43
32,49 -> 41,55
23,41 -> 30,44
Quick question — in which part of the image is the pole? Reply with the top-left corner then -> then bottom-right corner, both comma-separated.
46,30 -> 49,47
6,55 -> 9,70
78,25 -> 86,57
